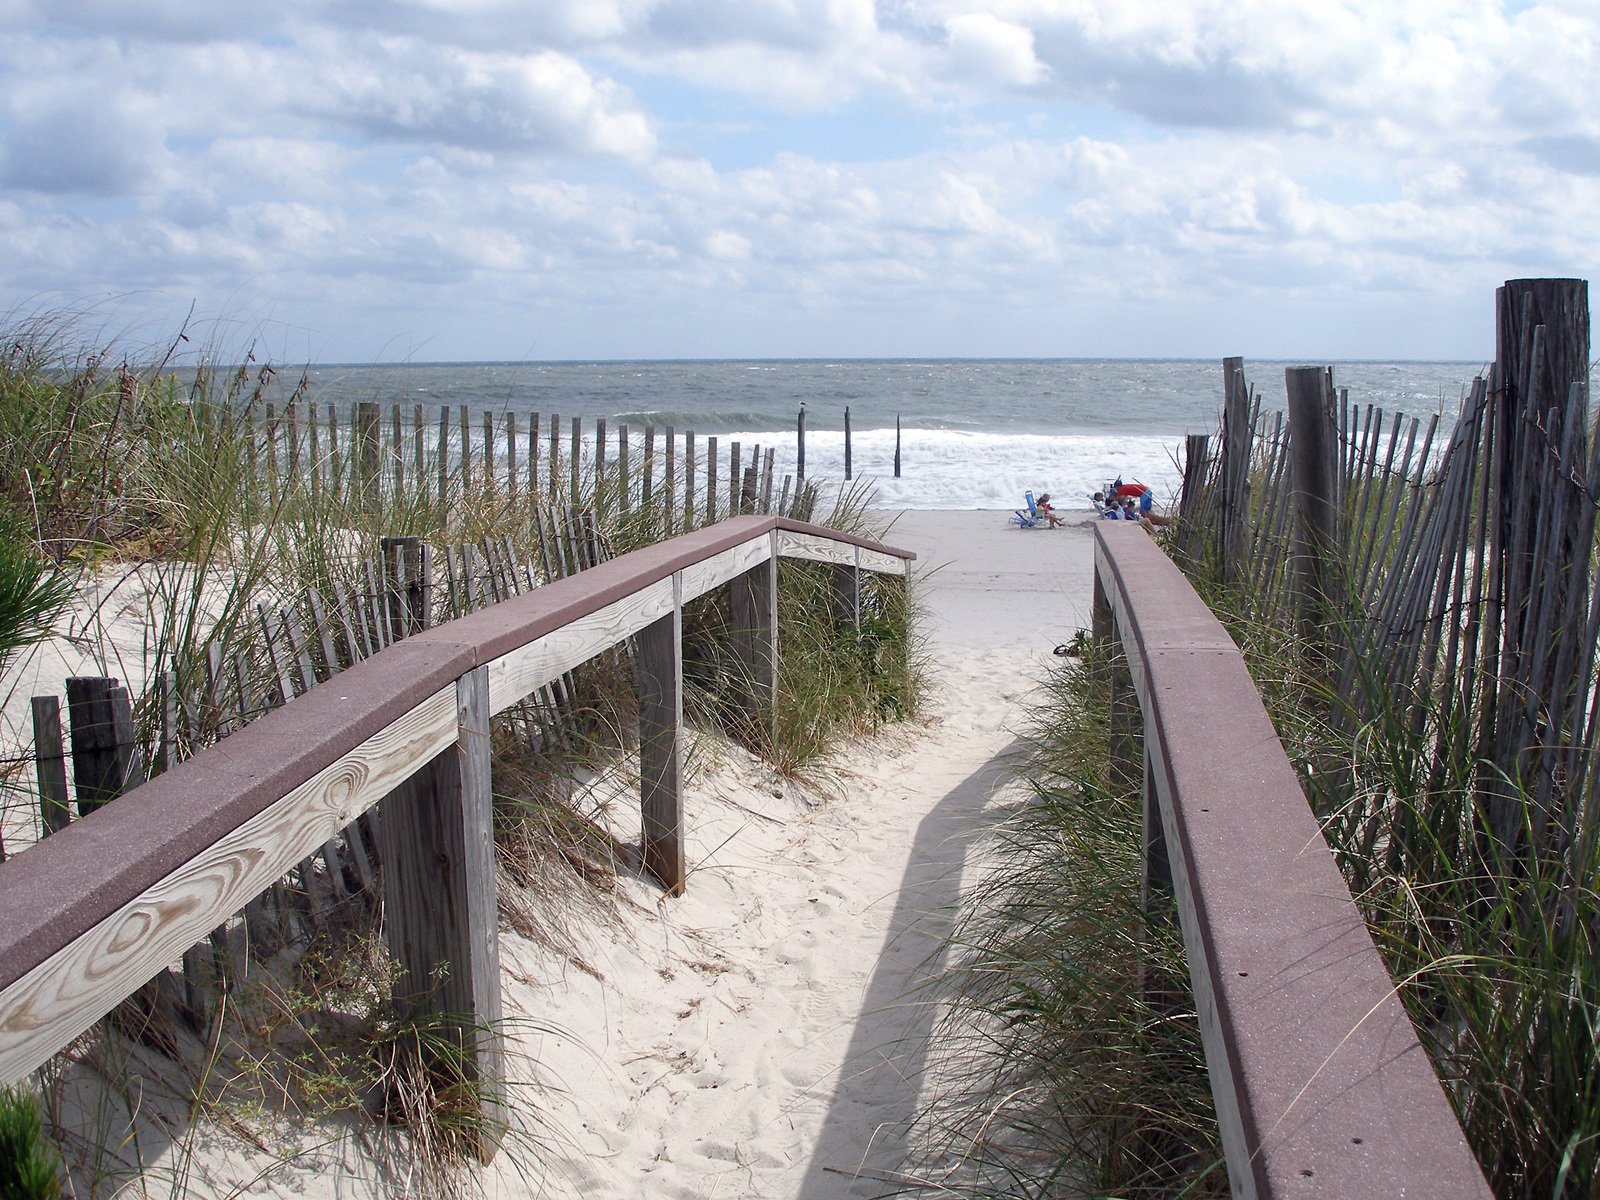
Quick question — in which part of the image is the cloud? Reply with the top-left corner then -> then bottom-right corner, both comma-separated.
943,13 -> 1048,86
299,37 -> 657,159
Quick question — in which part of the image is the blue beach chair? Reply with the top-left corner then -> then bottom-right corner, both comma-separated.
1010,490 -> 1043,529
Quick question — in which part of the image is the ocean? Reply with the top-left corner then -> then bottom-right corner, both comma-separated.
293,358 -> 1482,512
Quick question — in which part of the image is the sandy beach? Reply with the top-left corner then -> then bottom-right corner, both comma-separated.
11,510 -> 1100,1197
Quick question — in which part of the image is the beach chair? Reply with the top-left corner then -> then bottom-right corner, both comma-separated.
1010,490 -> 1043,529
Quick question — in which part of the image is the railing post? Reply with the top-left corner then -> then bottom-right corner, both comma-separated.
377,665 -> 506,1162
730,531 -> 778,748
637,572 -> 685,895
829,549 -> 861,632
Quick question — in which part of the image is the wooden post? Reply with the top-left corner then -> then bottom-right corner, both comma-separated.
570,415 -> 581,499
843,406 -> 852,480
31,696 -> 71,834
378,665 -> 506,1162
66,677 -> 141,815
729,534 -> 778,749
436,406 -> 450,507
483,411 -> 496,492
1285,366 -> 1343,649
357,402 -> 380,511
594,418 -> 607,502
459,405 -> 473,493
830,552 -> 860,631
506,412 -> 518,499
894,413 -> 902,477
664,426 -> 676,532
528,411 -> 539,494
380,536 -> 431,637
618,423 -> 630,511
705,436 -> 718,523
1219,356 -> 1251,584
729,442 -> 741,515
643,426 -> 656,513
636,573 -> 685,895
740,465 -> 757,514
684,430 -> 696,530
797,406 -> 806,484
548,412 -> 560,494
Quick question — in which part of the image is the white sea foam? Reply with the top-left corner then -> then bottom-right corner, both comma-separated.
720,427 -> 1184,511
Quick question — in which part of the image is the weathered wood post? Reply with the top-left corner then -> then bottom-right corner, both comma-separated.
1218,356 -> 1251,584
380,536 -> 431,640
31,696 -> 71,835
1284,366 -> 1344,652
704,436 -> 718,523
1175,432 -> 1210,566
730,532 -> 778,749
796,405 -> 806,485
894,414 -> 902,477
618,422 -> 630,511
378,665 -> 506,1162
65,677 -> 141,816
843,406 -> 852,480
356,402 -> 381,512
636,573 -> 685,895
830,548 -> 861,632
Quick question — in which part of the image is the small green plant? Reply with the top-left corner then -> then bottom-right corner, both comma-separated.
0,1085 -> 62,1200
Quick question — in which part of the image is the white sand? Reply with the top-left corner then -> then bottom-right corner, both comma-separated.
13,512 -> 1098,1198
491,511 -> 1096,1197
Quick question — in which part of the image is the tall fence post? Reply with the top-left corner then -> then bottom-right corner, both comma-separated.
1219,356 -> 1251,584
377,664 -> 506,1162
729,532 -> 778,748
357,402 -> 381,512
65,677 -> 141,816
1285,366 -> 1343,652
637,572 -> 685,895
796,406 -> 806,485
843,406 -> 852,480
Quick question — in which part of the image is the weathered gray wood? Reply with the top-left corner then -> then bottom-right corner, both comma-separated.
459,404 -> 473,492
1219,356 -> 1251,583
829,555 -> 860,630
664,426 -> 676,533
636,573 -> 685,895
505,411 -> 518,499
31,696 -> 71,834
617,422 -> 629,510
357,402 -> 380,511
437,405 -> 450,506
729,441 -> 741,515
1285,366 -> 1344,648
548,411 -> 560,493
643,425 -> 656,512
378,666 -> 505,1161
729,534 -> 778,747
528,410 -> 539,494
705,435 -> 718,523
797,405 -> 806,483
570,416 -> 582,499
683,430 -> 696,530
66,678 -> 139,815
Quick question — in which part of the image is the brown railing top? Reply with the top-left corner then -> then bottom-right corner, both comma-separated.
1094,523 -> 1490,1199
0,515 -> 912,998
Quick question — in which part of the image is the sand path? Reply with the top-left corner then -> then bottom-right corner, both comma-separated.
506,512 -> 1096,1198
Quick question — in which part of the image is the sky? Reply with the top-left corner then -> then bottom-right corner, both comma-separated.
0,0 -> 1596,363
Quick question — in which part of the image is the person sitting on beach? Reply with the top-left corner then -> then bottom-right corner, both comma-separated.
1100,498 -> 1127,520
1036,492 -> 1065,528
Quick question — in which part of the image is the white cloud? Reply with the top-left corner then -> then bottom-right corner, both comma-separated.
944,13 -> 1048,85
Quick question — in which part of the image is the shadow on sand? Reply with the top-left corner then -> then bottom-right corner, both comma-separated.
795,738 -> 1026,1199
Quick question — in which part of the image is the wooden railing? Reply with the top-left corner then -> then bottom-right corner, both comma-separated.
1092,523 -> 1491,1199
0,515 -> 912,1150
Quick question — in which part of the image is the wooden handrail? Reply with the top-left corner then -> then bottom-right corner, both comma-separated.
1092,523 -> 1490,1199
0,515 -> 912,1087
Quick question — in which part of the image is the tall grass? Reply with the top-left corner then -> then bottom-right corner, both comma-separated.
906,645 -> 1224,1198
